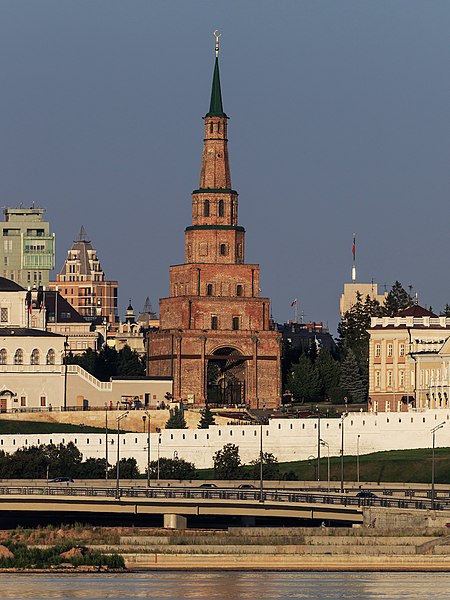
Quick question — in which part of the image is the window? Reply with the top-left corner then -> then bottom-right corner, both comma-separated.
375,343 -> 381,357
400,344 -> 405,357
14,348 -> 23,365
211,316 -> 218,330
219,243 -> 227,256
46,349 -> 55,365
20,396 -> 26,407
399,370 -> 404,387
204,199 -> 210,217
218,199 -> 224,217
40,396 -> 46,407
232,317 -> 240,331
387,370 -> 392,387
206,284 -> 213,296
236,285 -> 243,297
0,349 -> 6,365
387,343 -> 393,357
217,121 -> 221,133
375,371 -> 381,387
0,308 -> 7,323
30,349 -> 40,365
209,122 -> 213,133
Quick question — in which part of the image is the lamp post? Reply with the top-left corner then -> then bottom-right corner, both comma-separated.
357,434 -> 361,484
115,411 -> 129,499
340,412 -> 348,494
105,405 -> 109,480
316,405 -> 321,481
144,411 -> 151,487
63,336 -> 69,411
431,421 -> 446,508
157,431 -> 161,481
320,439 -> 330,492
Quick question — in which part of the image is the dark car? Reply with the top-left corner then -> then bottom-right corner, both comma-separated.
48,477 -> 74,483
199,483 -> 217,488
356,491 -> 377,499
238,484 -> 256,489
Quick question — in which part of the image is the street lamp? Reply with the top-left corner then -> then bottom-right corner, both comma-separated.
63,336 -> 69,411
144,411 -> 151,487
115,411 -> 129,499
157,431 -> 162,481
105,405 -> 109,480
316,405 -> 321,481
340,412 -> 348,494
320,439 -> 330,492
357,434 -> 361,484
431,421 -> 446,508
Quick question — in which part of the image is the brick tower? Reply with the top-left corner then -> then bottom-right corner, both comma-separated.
147,36 -> 281,409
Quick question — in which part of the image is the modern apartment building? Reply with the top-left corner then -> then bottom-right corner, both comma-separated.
0,207 -> 55,288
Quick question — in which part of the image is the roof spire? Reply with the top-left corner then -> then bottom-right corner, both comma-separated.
206,30 -> 227,118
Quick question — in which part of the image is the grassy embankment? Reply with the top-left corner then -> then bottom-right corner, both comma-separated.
0,420 -> 112,434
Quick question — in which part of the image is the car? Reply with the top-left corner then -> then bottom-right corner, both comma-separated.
199,483 -> 217,488
238,484 -> 256,489
48,477 -> 74,483
356,490 -> 377,499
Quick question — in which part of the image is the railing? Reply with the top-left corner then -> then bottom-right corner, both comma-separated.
67,365 -> 112,390
0,485 -> 447,512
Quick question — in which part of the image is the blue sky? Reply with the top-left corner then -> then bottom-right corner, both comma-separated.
0,1 -> 449,333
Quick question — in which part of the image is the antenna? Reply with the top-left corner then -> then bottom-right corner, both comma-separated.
351,233 -> 356,282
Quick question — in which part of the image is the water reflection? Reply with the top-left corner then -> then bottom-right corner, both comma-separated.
0,572 -> 449,599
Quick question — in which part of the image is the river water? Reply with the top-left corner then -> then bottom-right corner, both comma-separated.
0,572 -> 448,600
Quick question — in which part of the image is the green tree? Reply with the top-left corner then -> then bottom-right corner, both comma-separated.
109,457 -> 140,479
147,457 -> 196,480
165,406 -> 187,429
383,281 -> 414,316
117,345 -> 145,376
45,442 -> 83,478
250,452 -> 280,480
77,457 -> 108,478
339,348 -> 367,404
316,348 -> 341,399
198,405 -> 216,429
287,354 -> 321,402
213,444 -> 242,479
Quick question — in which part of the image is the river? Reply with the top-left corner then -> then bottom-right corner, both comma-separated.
0,572 -> 448,599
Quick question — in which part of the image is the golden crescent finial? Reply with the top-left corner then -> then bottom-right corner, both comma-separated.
213,29 -> 221,57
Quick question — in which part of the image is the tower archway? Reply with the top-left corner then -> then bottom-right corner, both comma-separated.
207,346 -> 246,406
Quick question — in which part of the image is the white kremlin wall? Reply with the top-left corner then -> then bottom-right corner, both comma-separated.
1,409 -> 450,471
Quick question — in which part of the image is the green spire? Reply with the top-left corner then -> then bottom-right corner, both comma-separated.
206,57 -> 227,118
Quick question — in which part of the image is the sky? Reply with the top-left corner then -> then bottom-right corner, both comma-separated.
0,1 -> 449,334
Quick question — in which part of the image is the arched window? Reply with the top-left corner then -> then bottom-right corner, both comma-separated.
46,349 -> 55,365
220,243 -> 227,256
204,199 -> 210,217
0,349 -> 6,365
236,285 -> 243,297
232,317 -> 240,331
211,316 -> 218,330
30,349 -> 40,365
14,349 -> 23,365
209,122 -> 213,134
218,199 -> 224,217
206,284 -> 213,296
217,121 -> 221,133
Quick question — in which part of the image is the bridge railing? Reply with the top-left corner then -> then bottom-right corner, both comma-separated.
0,485 -> 447,512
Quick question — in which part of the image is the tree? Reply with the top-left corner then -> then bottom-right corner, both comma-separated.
383,281 -> 414,316
198,405 -> 216,429
315,348 -> 341,399
250,452 -> 280,480
109,457 -> 140,479
213,444 -> 242,479
339,348 -> 367,404
165,406 -> 187,429
117,345 -> 145,376
287,354 -> 321,402
77,457 -> 108,479
147,457 -> 196,480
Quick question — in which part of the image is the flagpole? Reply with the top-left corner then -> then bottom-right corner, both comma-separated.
351,234 -> 356,282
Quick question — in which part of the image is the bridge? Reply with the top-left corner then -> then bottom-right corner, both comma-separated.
0,484 -> 447,528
